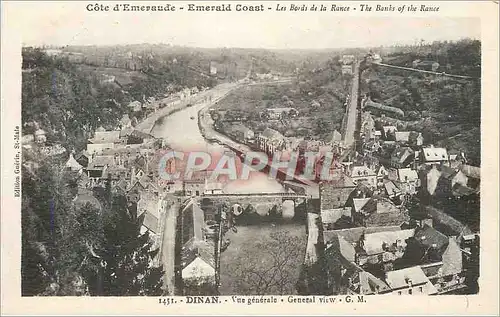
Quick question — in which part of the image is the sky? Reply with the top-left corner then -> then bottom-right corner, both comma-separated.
6,2 -> 481,49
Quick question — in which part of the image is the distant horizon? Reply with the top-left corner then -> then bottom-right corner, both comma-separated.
23,36 -> 480,51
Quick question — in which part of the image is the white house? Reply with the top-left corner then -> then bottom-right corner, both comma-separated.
349,165 -> 377,188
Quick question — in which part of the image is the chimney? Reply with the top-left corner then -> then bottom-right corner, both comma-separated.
406,278 -> 413,288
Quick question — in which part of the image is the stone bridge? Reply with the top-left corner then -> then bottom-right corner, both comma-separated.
201,192 -> 309,217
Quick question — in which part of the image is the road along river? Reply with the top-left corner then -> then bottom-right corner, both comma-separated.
150,82 -> 286,194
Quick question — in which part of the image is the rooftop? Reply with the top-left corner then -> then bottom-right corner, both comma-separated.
362,229 -> 415,255
422,146 -> 449,162
90,131 -> 121,144
398,168 -> 418,182
385,266 -> 437,293
350,165 -> 376,178
460,164 -> 480,179
90,155 -> 115,168
260,128 -> 284,141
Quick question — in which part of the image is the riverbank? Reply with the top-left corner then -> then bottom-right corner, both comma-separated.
136,90 -> 211,134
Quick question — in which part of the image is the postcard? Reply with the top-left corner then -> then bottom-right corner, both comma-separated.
1,1 -> 498,315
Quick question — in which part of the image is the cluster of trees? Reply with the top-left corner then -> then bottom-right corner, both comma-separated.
126,64 -> 217,102
22,161 -> 165,296
384,39 -> 481,77
363,40 -> 481,165
22,48 -> 129,151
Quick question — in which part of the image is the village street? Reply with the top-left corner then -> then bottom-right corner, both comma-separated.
343,61 -> 360,146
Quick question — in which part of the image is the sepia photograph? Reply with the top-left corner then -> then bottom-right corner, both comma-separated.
1,1 -> 498,315
19,16 -> 482,297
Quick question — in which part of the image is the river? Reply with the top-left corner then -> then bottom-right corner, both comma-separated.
150,86 -> 285,194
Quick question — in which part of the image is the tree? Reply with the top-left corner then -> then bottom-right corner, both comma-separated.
22,160 -> 165,296
84,195 -> 165,296
21,161 -> 100,296
225,230 -> 303,295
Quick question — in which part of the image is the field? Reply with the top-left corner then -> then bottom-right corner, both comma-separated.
214,76 -> 346,142
77,64 -> 147,86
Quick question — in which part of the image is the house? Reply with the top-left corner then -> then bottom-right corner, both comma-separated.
351,196 -> 409,227
357,229 -> 416,268
137,193 -> 165,248
351,198 -> 371,216
409,132 -> 424,146
460,164 -> 480,190
323,224 -> 463,295
256,128 -> 285,155
321,207 -> 352,230
395,168 -> 420,195
324,226 -> 405,295
183,170 -> 210,197
420,165 -> 468,198
390,147 -> 415,169
420,146 -> 449,166
348,165 -> 377,188
85,155 -> 115,185
394,131 -> 423,146
324,234 -> 391,295
119,127 -> 134,140
341,55 -> 355,65
319,174 -> 357,210
87,143 -> 115,155
394,132 -> 410,143
448,150 -> 467,168
128,130 -> 155,144
315,156 -> 344,181
382,126 -> 397,139
75,151 -> 91,168
423,206 -> 473,239
419,165 -> 441,196
409,225 -> 465,293
361,114 -> 376,141
440,165 -> 468,188
341,64 -> 353,75
89,130 -> 121,144
227,124 -> 254,143
376,165 -> 389,183
90,155 -> 115,169
180,199 -> 216,283
65,153 -> 83,173
383,180 -> 402,199
385,266 -> 438,295
126,178 -> 149,203
34,129 -> 47,144
363,140 -> 382,155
